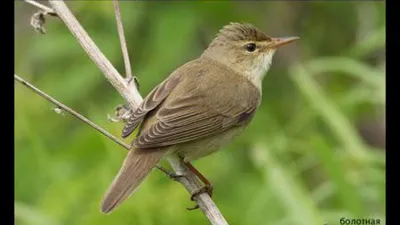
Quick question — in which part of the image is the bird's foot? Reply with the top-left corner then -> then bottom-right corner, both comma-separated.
187,184 -> 214,211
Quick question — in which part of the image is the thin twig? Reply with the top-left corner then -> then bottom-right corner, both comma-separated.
14,74 -> 131,150
113,0 -> 133,81
24,0 -> 57,16
20,1 -> 229,224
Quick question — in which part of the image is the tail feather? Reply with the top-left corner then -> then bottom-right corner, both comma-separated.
101,148 -> 166,213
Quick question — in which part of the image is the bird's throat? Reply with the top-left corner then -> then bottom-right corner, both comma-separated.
246,50 -> 275,90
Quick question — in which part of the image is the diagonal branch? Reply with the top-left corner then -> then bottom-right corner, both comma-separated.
48,0 -> 142,110
14,74 -> 131,150
17,1 -> 229,224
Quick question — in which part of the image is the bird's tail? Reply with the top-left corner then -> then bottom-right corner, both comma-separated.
101,148 -> 167,213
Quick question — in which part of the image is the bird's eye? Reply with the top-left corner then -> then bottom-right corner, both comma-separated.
245,43 -> 256,52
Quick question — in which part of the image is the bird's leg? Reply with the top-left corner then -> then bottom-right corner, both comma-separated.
155,165 -> 185,182
184,162 -> 213,211
157,160 -> 213,211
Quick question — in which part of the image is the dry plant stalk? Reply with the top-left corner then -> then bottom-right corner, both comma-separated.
17,1 -> 229,225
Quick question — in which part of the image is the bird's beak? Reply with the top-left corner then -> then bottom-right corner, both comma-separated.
269,36 -> 299,48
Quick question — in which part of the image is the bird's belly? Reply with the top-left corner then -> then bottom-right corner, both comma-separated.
171,126 -> 246,162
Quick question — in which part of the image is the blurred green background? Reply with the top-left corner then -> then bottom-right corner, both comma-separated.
15,1 -> 385,225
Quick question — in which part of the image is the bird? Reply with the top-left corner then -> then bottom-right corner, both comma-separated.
101,22 -> 299,213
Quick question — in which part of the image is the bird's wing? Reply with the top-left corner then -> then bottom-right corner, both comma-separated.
132,71 -> 260,149
121,75 -> 182,138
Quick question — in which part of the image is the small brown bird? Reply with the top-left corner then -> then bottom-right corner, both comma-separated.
101,22 -> 298,213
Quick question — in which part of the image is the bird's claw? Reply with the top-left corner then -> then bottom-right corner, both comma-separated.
187,184 -> 213,211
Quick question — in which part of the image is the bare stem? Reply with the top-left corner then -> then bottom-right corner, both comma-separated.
113,0 -> 133,81
14,74 -> 131,150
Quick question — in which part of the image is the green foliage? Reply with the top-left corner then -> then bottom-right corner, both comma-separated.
15,1 -> 385,225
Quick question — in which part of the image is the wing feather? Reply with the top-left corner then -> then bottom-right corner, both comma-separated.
121,75 -> 181,138
133,93 -> 258,149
